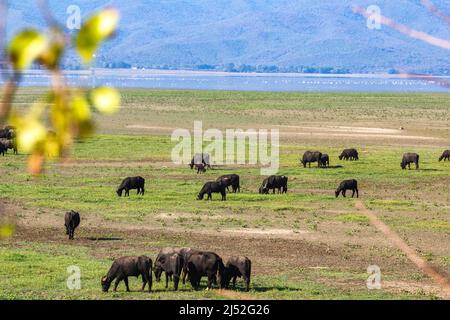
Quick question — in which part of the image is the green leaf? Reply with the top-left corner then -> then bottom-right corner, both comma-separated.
90,87 -> 121,114
75,8 -> 119,63
8,29 -> 48,70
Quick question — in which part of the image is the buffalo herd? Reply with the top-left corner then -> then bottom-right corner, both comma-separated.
2,129 -> 445,293
102,248 -> 252,292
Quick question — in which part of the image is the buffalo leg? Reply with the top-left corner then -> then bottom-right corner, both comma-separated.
356,188 -> 359,198
165,273 -> 169,288
147,271 -> 152,292
123,277 -> 130,292
343,190 -> 346,197
174,276 -> 179,291
113,276 -> 123,291
245,276 -> 250,292
182,269 -> 187,284
207,193 -> 212,200
351,190 -> 355,198
207,275 -> 213,290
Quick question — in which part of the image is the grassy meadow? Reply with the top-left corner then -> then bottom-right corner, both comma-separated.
0,89 -> 449,299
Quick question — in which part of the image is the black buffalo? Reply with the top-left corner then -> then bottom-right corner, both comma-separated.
197,181 -> 226,200
156,247 -> 194,284
439,150 -> 450,162
335,179 -> 359,198
221,256 -> 251,291
190,153 -> 211,169
401,153 -> 419,170
101,256 -> 152,292
186,251 -> 224,290
0,127 -> 14,139
216,174 -> 240,193
319,154 -> 330,167
154,252 -> 184,290
0,139 -> 17,154
194,163 -> 206,174
301,151 -> 322,168
259,175 -> 288,194
117,176 -> 145,196
64,210 -> 80,240
339,148 -> 359,161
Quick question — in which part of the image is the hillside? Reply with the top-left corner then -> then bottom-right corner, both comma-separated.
6,0 -> 450,73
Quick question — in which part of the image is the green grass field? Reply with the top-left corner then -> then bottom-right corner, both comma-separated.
0,89 -> 449,299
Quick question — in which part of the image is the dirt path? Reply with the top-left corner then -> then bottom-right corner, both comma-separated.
125,124 -> 445,142
355,201 -> 450,298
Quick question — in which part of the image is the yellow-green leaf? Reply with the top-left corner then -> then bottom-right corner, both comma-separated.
71,94 -> 92,121
0,224 -> 15,239
8,29 -> 48,70
90,87 -> 121,114
75,8 -> 119,63
16,119 -> 47,153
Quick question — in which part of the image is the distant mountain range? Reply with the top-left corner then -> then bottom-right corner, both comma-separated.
6,0 -> 450,74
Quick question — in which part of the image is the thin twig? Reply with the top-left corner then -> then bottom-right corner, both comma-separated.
0,0 -> 19,127
37,0 -> 62,29
421,0 -> 450,28
352,5 -> 450,51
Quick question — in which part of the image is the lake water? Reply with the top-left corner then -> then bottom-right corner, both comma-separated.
7,69 -> 450,92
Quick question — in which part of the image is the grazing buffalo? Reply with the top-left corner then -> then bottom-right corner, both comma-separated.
190,153 -> 211,169
439,150 -> 450,162
194,163 -> 206,174
64,210 -> 80,240
186,251 -> 224,290
301,151 -> 322,168
401,153 -> 419,170
117,176 -> 145,196
101,256 -> 152,292
0,139 -> 17,154
339,148 -> 359,161
259,175 -> 288,194
221,256 -> 251,291
217,174 -> 240,193
197,181 -> 226,201
335,179 -> 359,198
154,253 -> 184,290
319,154 -> 330,167
157,247 -> 194,284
